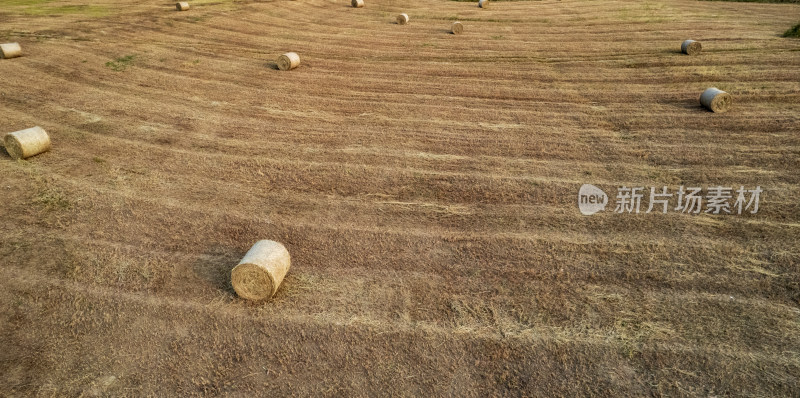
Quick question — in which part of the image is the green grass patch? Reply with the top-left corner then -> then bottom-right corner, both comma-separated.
105,55 -> 136,71
784,22 -> 800,37
8,3 -> 111,17
186,15 -> 208,23
34,187 -> 72,211
0,0 -> 54,6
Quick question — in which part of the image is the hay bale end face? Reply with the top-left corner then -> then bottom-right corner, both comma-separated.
231,240 -> 291,301
681,39 -> 701,55
352,0 -> 364,8
277,52 -> 300,71
451,21 -> 464,35
0,43 -> 22,59
4,126 -> 51,160
397,13 -> 409,25
700,88 -> 732,113
478,0 -> 488,8
176,2 -> 190,11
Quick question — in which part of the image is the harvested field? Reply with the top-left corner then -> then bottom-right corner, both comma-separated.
1,0 -> 799,396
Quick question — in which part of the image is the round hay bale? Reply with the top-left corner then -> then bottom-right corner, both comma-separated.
681,39 -> 701,55
277,52 -> 300,71
699,88 -> 732,113
397,13 -> 409,25
478,0 -> 488,8
451,21 -> 464,35
0,43 -> 22,59
231,240 -> 291,301
175,2 -> 190,11
352,0 -> 364,7
4,126 -> 51,160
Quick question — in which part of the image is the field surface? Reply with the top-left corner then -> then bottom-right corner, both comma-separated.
1,0 -> 799,396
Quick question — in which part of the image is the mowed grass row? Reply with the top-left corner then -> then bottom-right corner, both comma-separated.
1,0 -> 799,395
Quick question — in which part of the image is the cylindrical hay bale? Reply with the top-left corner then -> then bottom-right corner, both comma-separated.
0,43 -> 22,59
176,2 -> 190,11
451,21 -> 464,35
397,13 -> 409,25
478,0 -> 488,8
231,240 -> 291,301
699,88 -> 732,113
276,52 -> 300,71
352,0 -> 364,8
681,39 -> 701,55
4,126 -> 51,160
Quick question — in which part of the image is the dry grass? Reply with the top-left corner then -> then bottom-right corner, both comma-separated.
0,0 -> 799,396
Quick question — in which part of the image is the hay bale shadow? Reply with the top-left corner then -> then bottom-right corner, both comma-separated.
653,97 -> 706,112
191,245 -> 243,296
266,62 -> 280,70
0,146 -> 9,159
677,100 -> 710,112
